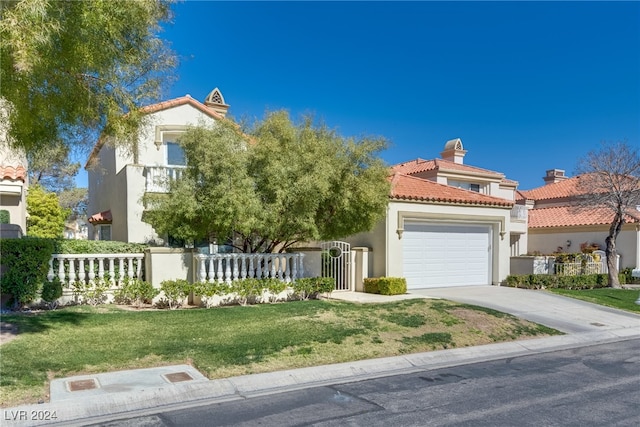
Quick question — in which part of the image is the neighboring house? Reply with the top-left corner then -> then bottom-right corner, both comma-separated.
0,138 -> 28,238
64,216 -> 89,240
345,139 -> 527,289
85,88 -> 230,244
518,169 -> 640,271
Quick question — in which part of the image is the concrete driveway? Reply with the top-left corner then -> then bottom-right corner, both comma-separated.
410,285 -> 640,334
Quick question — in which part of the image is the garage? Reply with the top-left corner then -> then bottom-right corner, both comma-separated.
402,222 -> 492,289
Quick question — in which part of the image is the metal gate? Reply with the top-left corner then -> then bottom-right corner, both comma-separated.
321,241 -> 351,291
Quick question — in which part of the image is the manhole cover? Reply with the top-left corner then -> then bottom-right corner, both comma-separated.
67,379 -> 98,391
164,372 -> 193,383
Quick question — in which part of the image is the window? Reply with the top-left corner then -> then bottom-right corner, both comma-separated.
97,225 -> 111,241
469,183 -> 480,193
449,180 -> 482,193
166,139 -> 186,166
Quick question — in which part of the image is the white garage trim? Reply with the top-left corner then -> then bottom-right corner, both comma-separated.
402,222 -> 492,289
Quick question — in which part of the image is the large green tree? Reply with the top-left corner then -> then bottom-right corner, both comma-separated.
144,111 -> 391,252
0,0 -> 175,153
26,185 -> 69,238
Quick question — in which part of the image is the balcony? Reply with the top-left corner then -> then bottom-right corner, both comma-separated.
510,204 -> 528,222
144,166 -> 186,193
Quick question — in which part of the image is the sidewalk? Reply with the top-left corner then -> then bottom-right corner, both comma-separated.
3,286 -> 639,426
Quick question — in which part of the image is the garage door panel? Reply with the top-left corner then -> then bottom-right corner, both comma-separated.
402,223 -> 491,289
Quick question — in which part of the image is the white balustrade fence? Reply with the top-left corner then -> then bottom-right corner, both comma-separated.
194,253 -> 305,283
47,253 -> 145,286
145,166 -> 186,193
554,261 -> 605,276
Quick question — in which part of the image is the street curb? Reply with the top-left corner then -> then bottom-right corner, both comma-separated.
3,329 -> 639,426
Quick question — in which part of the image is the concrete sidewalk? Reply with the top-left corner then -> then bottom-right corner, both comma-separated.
3,286 -> 639,426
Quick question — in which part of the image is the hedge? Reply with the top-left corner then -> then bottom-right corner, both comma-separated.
502,273 -> 623,290
363,277 -> 407,295
0,237 -> 55,307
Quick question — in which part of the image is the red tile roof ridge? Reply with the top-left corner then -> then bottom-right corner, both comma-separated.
0,165 -> 27,182
390,173 -> 513,207
391,157 -> 505,178
528,204 -> 640,228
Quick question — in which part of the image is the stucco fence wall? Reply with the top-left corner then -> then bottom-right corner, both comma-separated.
44,246 -> 372,306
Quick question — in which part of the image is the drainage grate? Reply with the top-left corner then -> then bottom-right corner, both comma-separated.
67,379 -> 98,392
590,322 -> 606,327
164,372 -> 193,383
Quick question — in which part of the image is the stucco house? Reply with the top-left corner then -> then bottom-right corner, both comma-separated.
85,88 -> 230,244
345,139 -> 527,289
518,169 -> 640,272
0,137 -> 28,238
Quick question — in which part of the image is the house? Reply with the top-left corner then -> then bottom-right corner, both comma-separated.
0,138 -> 28,238
345,139 -> 527,289
518,169 -> 640,271
85,88 -> 230,244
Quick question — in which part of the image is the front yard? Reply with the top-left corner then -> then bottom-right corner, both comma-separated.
0,298 -> 560,407
547,288 -> 640,313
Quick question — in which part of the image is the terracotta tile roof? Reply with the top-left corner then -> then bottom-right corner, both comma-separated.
528,205 -> 640,228
391,158 -> 505,178
390,173 -> 513,207
519,174 -> 587,201
0,165 -> 27,182
139,95 -> 226,120
88,209 -> 112,224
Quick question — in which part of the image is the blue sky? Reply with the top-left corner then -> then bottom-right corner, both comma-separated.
79,1 -> 640,191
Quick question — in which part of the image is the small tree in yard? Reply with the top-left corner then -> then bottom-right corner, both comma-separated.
144,111 -> 391,252
575,141 -> 640,288
26,185 -> 69,238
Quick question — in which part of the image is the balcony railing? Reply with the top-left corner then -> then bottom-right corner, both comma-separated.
510,204 -> 528,221
145,166 -> 186,193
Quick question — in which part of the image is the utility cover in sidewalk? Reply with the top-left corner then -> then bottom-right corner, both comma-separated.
163,372 -> 193,383
67,379 -> 98,392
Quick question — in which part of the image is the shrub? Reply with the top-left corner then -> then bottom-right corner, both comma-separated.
293,277 -> 334,300
0,237 -> 55,308
40,279 -> 63,310
265,278 -> 287,302
0,210 -> 9,224
231,278 -> 264,305
52,239 -> 147,254
363,278 -> 380,294
159,279 -> 193,309
114,278 -> 158,308
502,274 -> 610,290
364,277 -> 407,295
192,281 -> 232,308
378,277 -> 407,295
73,278 -> 110,306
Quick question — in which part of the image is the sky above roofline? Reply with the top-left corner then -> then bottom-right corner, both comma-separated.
75,1 -> 640,191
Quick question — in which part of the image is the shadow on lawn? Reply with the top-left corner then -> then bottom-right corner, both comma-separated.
1,310 -> 93,340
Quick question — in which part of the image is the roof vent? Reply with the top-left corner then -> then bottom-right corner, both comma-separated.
543,169 -> 568,185
440,138 -> 467,164
204,87 -> 229,117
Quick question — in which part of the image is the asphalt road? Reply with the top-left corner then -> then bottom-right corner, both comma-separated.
93,338 -> 640,427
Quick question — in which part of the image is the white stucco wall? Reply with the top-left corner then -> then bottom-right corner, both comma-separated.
528,225 -> 639,270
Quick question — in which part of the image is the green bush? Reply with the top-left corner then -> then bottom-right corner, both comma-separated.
363,277 -> 407,295
113,278 -> 159,308
192,281 -> 232,307
160,279 -> 193,309
378,277 -> 407,295
0,210 -> 10,224
0,237 -> 55,307
40,279 -> 63,310
231,278 -> 264,305
502,274 -> 610,290
73,278 -> 111,306
363,278 -> 379,294
293,277 -> 334,300
52,239 -> 147,254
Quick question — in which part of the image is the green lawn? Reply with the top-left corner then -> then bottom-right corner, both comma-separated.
547,288 -> 640,313
0,298 -> 560,407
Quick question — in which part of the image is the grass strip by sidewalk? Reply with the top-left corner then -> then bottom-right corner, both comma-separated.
547,288 -> 640,313
0,298 -> 561,407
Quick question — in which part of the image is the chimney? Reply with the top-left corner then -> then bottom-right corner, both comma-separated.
543,169 -> 568,185
440,138 -> 467,164
204,87 -> 229,117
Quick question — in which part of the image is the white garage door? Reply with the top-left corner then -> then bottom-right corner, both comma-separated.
402,222 -> 491,289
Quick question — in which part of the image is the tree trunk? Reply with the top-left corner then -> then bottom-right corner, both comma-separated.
605,213 -> 623,288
